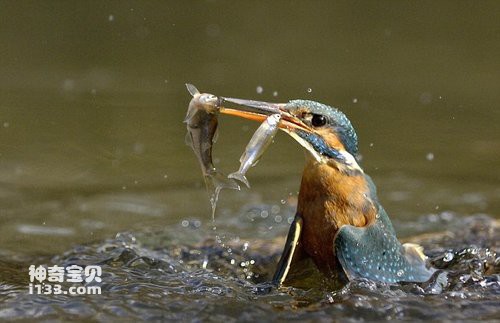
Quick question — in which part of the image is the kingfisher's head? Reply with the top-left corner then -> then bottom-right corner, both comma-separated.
220,97 -> 362,174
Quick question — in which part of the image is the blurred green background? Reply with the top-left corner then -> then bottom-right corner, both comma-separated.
0,1 -> 499,255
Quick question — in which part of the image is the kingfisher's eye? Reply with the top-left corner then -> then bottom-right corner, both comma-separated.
311,114 -> 327,127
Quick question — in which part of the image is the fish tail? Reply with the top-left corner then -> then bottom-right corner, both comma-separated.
208,171 -> 240,192
228,172 -> 250,188
204,171 -> 240,219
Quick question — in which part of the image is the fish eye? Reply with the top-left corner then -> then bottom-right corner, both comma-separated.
311,114 -> 327,127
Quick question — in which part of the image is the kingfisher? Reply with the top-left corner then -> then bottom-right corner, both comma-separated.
216,94 -> 436,286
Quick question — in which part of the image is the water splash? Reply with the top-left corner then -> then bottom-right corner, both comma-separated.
0,215 -> 498,321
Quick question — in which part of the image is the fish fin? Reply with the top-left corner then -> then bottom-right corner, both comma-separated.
239,152 -> 246,163
184,103 -> 197,123
227,172 -> 250,188
205,171 -> 240,220
186,83 -> 200,97
185,132 -> 193,146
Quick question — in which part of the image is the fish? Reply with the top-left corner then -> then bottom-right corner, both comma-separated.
184,84 -> 240,219
228,113 -> 281,188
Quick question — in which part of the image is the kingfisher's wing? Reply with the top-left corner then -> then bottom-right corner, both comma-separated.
272,214 -> 303,286
334,213 -> 435,283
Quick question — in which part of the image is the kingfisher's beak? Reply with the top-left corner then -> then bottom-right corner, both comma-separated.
219,96 -> 332,164
218,96 -> 311,133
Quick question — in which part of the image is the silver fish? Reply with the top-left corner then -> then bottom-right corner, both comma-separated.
184,84 -> 240,218
228,114 -> 281,188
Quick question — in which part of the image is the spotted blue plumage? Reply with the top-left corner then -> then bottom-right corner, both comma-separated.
334,204 -> 436,283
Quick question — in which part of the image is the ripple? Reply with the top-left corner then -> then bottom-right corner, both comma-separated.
1,215 -> 499,321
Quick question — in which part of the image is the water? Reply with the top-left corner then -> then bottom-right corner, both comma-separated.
1,1 -> 499,321
1,213 -> 498,321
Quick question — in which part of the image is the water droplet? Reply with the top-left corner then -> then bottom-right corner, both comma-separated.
260,210 -> 268,218
205,24 -> 220,37
326,294 -> 334,303
426,152 -> 434,161
274,215 -> 282,223
375,213 -> 380,219
271,205 -> 280,214
352,98 -> 358,103
273,91 -> 278,97
443,252 -> 454,262
397,269 -> 404,277
419,92 -> 432,105
306,88 -> 312,93
369,142 -> 374,147
181,220 -> 189,227
108,14 -> 115,22
62,79 -> 75,91
230,259 -> 235,265
280,199 -> 286,204
256,86 -> 263,94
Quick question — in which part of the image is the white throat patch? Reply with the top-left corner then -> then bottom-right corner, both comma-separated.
283,129 -> 364,173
